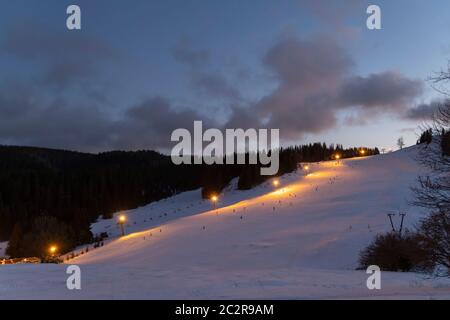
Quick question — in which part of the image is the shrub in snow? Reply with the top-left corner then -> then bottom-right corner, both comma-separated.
359,232 -> 431,272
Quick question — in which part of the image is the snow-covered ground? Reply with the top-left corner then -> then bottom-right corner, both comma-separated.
2,146 -> 450,299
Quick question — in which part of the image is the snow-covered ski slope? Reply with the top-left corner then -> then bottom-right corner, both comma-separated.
2,146 -> 450,299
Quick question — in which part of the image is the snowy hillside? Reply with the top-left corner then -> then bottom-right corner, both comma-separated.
2,146 -> 450,299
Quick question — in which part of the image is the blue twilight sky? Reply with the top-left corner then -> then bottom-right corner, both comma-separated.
0,0 -> 449,153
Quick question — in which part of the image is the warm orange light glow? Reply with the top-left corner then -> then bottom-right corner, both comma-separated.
49,246 -> 57,255
211,195 -> 218,202
304,165 -> 310,171
360,149 -> 366,155
334,154 -> 341,160
119,214 -> 126,223
273,180 -> 280,187
273,187 -> 288,195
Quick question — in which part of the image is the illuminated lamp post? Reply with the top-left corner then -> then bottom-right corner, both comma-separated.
211,195 -> 218,210
49,245 -> 58,257
118,214 -> 127,236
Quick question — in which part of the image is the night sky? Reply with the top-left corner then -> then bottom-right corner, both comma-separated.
1,0 -> 449,153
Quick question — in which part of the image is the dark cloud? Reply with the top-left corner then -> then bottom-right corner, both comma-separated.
405,99 -> 449,121
0,21 -> 116,88
256,36 -> 349,137
0,85 -> 112,151
172,38 -> 242,103
0,26 -> 425,152
173,38 -> 242,102
263,36 -> 353,89
191,73 -> 241,101
0,87 -> 214,152
116,97 -> 216,150
224,37 -> 352,139
172,39 -> 209,67
0,23 -> 214,152
339,72 -> 423,111
226,37 -> 423,140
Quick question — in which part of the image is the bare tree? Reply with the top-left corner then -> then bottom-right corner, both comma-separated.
412,66 -> 450,274
417,211 -> 450,273
413,102 -> 450,212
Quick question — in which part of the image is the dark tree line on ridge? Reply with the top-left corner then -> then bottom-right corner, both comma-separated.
201,143 -> 379,198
